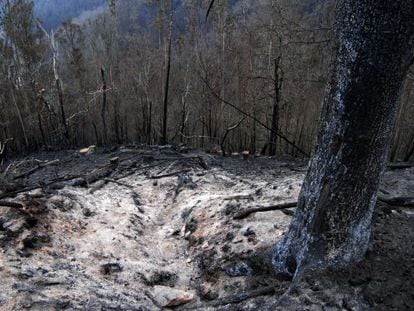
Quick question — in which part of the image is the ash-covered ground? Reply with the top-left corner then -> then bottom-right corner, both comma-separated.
0,146 -> 413,310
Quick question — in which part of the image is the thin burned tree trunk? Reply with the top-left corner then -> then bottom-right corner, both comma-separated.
56,78 -> 69,144
220,117 -> 246,157
101,66 -> 108,145
161,7 -> 173,146
113,98 -> 121,145
180,64 -> 190,143
390,80 -> 414,160
37,111 -> 47,148
272,1 -> 414,280
147,101 -> 152,145
404,134 -> 414,162
269,56 -> 282,156
10,87 -> 29,148
251,102 -> 257,154
92,122 -> 100,146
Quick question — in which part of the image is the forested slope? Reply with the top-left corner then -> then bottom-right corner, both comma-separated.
0,0 -> 413,161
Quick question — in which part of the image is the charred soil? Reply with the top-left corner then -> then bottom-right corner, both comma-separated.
0,146 -> 413,310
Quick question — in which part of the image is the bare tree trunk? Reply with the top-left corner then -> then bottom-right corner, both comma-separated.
272,1 -> 414,280
269,56 -> 282,156
113,99 -> 121,144
37,110 -> 47,149
92,122 -> 100,146
101,66 -> 108,145
56,78 -> 69,144
10,87 -> 29,148
161,8 -> 173,146
295,119 -> 305,158
404,134 -> 414,162
390,81 -> 413,160
250,99 -> 257,154
180,64 -> 190,143
147,101 -> 152,145
220,117 -> 246,157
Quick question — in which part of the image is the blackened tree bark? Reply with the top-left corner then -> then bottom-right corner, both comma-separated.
272,1 -> 414,280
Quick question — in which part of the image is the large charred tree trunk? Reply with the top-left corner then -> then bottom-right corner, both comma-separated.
272,1 -> 414,280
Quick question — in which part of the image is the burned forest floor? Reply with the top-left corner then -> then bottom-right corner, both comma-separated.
0,146 -> 413,310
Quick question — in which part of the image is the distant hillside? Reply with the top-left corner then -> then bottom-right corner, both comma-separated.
33,0 -> 107,30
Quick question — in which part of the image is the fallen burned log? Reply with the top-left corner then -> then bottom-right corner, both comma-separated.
208,286 -> 276,307
387,162 -> 414,170
13,159 -> 60,180
150,169 -> 191,179
152,155 -> 201,161
116,161 -> 168,180
378,195 -> 414,207
233,202 -> 297,220
85,161 -> 119,184
104,178 -> 137,189
223,193 -> 253,201
0,175 -> 82,200
0,185 -> 42,200
143,154 -> 210,170
183,286 -> 276,310
233,196 -> 413,220
0,200 -> 23,208
89,178 -> 138,193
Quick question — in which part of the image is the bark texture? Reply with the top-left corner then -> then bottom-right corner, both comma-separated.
272,1 -> 414,279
